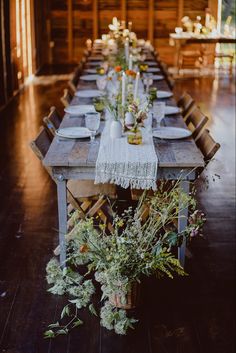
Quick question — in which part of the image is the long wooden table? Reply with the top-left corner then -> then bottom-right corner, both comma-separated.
43,50 -> 205,268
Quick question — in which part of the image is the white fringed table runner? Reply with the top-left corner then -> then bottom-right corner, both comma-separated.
95,118 -> 158,190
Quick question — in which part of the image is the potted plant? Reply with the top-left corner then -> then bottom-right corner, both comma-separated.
45,181 -> 205,338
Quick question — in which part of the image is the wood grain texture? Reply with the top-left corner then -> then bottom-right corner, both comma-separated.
0,63 -> 235,353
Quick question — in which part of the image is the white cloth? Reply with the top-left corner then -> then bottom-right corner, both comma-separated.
95,115 -> 158,190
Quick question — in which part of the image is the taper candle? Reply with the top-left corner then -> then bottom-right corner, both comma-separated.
134,72 -> 140,100
122,72 -> 126,106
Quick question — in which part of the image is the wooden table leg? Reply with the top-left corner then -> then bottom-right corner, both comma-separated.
57,175 -> 67,267
178,180 -> 190,268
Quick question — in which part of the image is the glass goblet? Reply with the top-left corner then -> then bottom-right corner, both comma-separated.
153,102 -> 166,129
96,77 -> 107,91
85,112 -> 100,142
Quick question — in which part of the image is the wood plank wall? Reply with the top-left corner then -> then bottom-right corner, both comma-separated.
47,0 -> 215,65
0,0 -> 13,109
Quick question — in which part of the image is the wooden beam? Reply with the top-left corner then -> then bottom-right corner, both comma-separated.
0,0 -> 8,103
67,0 -> 73,62
177,0 -> 184,26
121,0 -> 126,22
148,0 -> 154,42
93,0 -> 98,40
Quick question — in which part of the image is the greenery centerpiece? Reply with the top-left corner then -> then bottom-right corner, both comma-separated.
45,181 -> 205,337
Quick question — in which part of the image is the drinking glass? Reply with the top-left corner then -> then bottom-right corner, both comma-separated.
96,77 -> 107,91
85,112 -> 100,142
143,74 -> 153,93
153,102 -> 166,129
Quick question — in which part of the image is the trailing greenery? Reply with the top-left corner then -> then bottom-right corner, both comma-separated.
45,180 -> 205,338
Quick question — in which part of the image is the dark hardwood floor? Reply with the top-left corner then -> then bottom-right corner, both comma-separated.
0,71 -> 235,353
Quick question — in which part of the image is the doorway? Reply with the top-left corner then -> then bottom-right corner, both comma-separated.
12,0 -> 35,91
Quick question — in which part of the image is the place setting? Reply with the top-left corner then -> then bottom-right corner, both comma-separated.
56,112 -> 101,142
151,102 -> 190,139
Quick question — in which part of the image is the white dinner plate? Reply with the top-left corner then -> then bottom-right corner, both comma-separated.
88,56 -> 103,61
153,127 -> 192,139
80,74 -> 100,81
84,68 -> 97,74
145,61 -> 158,66
64,105 -> 95,116
56,127 -> 91,139
147,67 -> 161,73
75,90 -> 105,98
156,90 -> 173,99
165,106 -> 181,115
86,61 -> 102,66
151,75 -> 164,81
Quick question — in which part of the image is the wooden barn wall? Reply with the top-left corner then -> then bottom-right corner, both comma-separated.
0,0 -> 13,109
0,0 -> 48,111
47,0 -> 215,65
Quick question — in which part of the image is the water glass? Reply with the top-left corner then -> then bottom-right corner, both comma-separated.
153,102 -> 166,129
85,112 -> 100,142
96,77 -> 107,91
143,112 -> 153,134
143,74 -> 153,94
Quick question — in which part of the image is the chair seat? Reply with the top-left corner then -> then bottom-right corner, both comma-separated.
67,180 -> 117,199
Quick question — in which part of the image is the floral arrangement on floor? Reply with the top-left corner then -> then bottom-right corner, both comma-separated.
44,181 -> 205,338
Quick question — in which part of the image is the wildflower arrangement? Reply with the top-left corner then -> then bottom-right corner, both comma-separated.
45,181 -> 205,338
103,90 -> 123,121
127,99 -> 149,131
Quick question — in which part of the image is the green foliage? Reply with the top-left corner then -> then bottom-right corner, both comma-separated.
100,301 -> 138,335
45,179 -> 205,337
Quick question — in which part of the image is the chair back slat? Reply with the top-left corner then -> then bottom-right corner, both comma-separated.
177,92 -> 196,119
29,127 -> 51,160
61,88 -> 73,108
195,129 -> 220,162
43,106 -> 62,137
29,127 -> 53,177
185,107 -> 208,139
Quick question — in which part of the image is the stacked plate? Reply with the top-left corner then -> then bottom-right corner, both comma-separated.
64,105 -> 95,116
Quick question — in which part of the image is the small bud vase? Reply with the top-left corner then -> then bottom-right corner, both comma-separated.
127,128 -> 142,145
110,120 -> 123,139
125,112 -> 135,128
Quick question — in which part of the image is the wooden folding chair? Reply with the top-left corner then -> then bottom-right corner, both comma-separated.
185,106 -> 209,140
43,106 -> 62,138
179,50 -> 204,73
177,92 -> 196,119
158,61 -> 175,90
60,88 -> 73,108
195,128 -> 220,164
68,63 -> 83,93
29,127 -> 116,235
